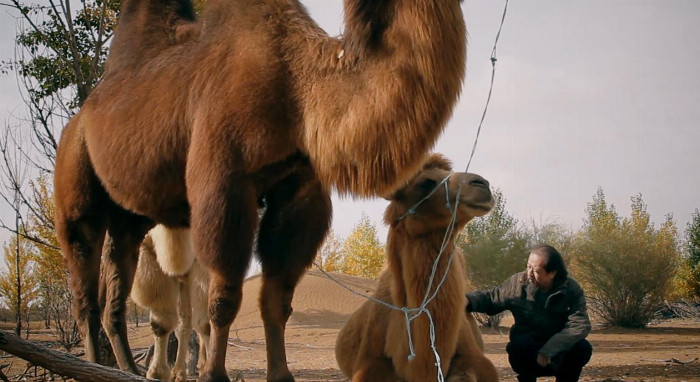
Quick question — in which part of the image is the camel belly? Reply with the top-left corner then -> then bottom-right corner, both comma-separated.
80,103 -> 190,226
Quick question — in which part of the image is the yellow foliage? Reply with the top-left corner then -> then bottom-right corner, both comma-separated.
340,214 -> 385,279
316,230 -> 343,273
0,234 -> 40,315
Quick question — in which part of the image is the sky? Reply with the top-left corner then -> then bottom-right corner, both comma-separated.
0,0 -> 699,249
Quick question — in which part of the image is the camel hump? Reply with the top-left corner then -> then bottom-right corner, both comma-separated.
120,0 -> 196,23
149,225 -> 195,276
104,0 -> 198,72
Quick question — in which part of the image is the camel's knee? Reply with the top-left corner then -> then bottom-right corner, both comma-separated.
207,276 -> 243,329
208,293 -> 241,328
259,272 -> 303,327
151,310 -> 179,337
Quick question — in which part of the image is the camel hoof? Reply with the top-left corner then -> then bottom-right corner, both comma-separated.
197,370 -> 230,382
173,370 -> 188,382
267,371 -> 295,382
147,366 -> 172,382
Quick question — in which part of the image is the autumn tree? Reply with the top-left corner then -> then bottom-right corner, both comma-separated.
572,188 -> 680,328
0,0 -> 119,244
0,0 -> 120,353
0,233 -> 40,336
316,230 -> 344,273
525,220 -> 574,257
672,209 -> 700,300
458,189 -> 528,327
340,214 -> 385,279
25,174 -> 81,349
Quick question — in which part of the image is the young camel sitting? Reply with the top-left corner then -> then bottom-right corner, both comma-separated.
130,225 -> 210,382
336,154 -> 499,382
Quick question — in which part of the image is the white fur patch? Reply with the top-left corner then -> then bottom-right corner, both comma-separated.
150,225 -> 195,276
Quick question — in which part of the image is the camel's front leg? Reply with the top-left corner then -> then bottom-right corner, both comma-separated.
147,309 -> 178,381
189,173 -> 258,382
101,212 -> 152,373
173,275 -> 194,382
257,171 -> 332,382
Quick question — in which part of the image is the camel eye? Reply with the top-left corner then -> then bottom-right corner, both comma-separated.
418,178 -> 438,192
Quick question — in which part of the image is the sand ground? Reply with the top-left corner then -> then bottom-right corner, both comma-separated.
2,271 -> 699,381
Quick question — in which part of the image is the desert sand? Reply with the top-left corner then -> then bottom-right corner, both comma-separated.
126,270 -> 700,382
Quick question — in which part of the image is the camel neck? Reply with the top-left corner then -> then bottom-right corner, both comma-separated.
268,0 -> 468,197
387,230 -> 463,309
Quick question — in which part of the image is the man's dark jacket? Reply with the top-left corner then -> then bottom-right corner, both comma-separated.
466,272 -> 591,358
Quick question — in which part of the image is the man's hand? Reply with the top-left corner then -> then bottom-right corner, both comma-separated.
537,353 -> 551,368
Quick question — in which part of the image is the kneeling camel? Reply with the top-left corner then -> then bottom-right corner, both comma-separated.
336,154 -> 499,382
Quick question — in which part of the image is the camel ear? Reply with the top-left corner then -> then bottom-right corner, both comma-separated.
423,153 -> 453,171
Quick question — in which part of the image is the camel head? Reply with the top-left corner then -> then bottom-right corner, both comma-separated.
383,153 -> 494,236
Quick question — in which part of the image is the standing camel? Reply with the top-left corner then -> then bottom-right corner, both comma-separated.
335,154 -> 498,382
53,0 -> 469,381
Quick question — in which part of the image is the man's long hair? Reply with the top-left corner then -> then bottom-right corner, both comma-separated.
531,244 -> 569,286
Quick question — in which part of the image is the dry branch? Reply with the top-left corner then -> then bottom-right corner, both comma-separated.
640,357 -> 699,365
0,330 -> 151,381
227,341 -> 252,351
0,363 -> 9,382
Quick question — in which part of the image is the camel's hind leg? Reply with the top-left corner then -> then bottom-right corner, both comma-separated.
54,118 -> 108,365
257,169 -> 332,382
188,172 -> 258,382
100,210 -> 153,372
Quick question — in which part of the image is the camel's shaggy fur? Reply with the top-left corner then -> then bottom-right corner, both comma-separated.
336,154 -> 499,382
53,0 -> 468,380
131,226 -> 210,382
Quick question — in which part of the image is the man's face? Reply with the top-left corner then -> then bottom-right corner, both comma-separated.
526,252 -> 556,291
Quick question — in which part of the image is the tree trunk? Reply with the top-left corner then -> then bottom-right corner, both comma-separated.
0,330 -> 149,382
14,201 -> 21,337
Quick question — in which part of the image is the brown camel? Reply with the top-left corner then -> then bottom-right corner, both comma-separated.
53,0 -> 468,380
131,225 -> 210,382
335,154 -> 499,382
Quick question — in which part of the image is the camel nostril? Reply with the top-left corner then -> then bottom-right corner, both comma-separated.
469,177 -> 489,189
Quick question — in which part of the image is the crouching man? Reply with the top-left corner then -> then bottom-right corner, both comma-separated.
466,245 -> 593,382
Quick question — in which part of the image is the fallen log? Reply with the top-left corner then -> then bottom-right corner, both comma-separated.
0,330 -> 151,381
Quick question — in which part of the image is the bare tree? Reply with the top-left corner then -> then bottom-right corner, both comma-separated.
0,0 -> 118,243
0,0 -> 118,354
